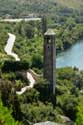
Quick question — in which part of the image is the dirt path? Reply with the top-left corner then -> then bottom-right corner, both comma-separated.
4,33 -> 20,61
5,33 -> 36,95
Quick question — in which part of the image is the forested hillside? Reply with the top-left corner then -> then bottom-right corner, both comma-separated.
0,0 -> 83,21
0,0 -> 83,125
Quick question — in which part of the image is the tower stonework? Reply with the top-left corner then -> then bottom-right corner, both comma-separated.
44,29 -> 56,95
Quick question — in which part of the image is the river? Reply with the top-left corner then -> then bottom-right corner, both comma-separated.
56,39 -> 83,70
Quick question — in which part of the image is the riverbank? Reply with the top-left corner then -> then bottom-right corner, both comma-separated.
56,37 -> 83,55
56,39 -> 83,70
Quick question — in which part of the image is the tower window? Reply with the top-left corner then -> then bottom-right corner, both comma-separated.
47,45 -> 50,49
48,39 -> 51,43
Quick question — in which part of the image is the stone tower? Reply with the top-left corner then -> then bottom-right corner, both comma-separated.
44,29 -> 56,95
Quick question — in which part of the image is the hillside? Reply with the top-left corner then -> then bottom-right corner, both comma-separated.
55,0 -> 83,9
0,1 -> 83,125
0,0 -> 83,18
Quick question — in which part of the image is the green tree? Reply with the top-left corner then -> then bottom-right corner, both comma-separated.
57,94 -> 78,120
31,54 -> 43,69
75,98 -> 83,125
21,102 -> 56,124
0,97 -> 21,125
22,23 -> 34,39
0,80 -> 22,121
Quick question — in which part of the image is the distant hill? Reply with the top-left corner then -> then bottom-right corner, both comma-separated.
0,0 -> 83,18
55,0 -> 83,9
